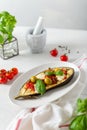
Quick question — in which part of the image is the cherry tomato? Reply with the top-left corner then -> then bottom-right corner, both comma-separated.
11,67 -> 18,75
60,54 -> 68,62
6,71 -> 14,80
0,67 -> 18,84
0,69 -> 6,75
0,75 -> 8,84
50,48 -> 58,57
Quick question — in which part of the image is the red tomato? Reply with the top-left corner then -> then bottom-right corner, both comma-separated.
62,68 -> 67,74
0,75 -> 8,84
25,82 -> 35,91
0,69 -> 6,75
50,75 -> 57,84
50,48 -> 58,57
11,68 -> 18,75
6,71 -> 14,80
0,67 -> 18,84
60,55 -> 68,62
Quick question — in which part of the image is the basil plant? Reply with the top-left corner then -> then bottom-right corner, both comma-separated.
0,11 -> 17,45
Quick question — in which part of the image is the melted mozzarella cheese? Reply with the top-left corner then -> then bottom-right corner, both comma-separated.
56,75 -> 65,81
36,72 -> 45,79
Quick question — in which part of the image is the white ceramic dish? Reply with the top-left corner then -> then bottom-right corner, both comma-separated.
9,61 -> 80,108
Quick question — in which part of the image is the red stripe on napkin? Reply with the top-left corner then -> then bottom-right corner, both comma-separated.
14,108 -> 36,130
15,118 -> 22,130
78,58 -> 87,68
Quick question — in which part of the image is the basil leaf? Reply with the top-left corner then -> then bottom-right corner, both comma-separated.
55,70 -> 63,76
77,98 -> 87,113
45,71 -> 54,76
36,79 -> 46,95
0,34 -> 4,43
70,98 -> 87,130
70,114 -> 87,130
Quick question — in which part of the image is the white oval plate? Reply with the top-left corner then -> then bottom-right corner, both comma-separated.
9,61 -> 80,108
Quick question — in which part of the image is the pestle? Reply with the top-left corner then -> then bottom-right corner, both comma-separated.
33,16 -> 44,35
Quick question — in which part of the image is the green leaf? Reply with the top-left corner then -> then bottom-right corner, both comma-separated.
70,114 -> 87,130
45,71 -> 54,76
69,98 -> 87,130
77,98 -> 87,113
0,35 -> 4,43
55,70 -> 64,76
0,26 -> 7,34
0,11 -> 17,44
36,79 -> 46,95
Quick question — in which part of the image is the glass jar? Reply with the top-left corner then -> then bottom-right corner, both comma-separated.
0,36 -> 19,60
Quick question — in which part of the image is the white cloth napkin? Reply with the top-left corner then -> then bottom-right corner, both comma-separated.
7,54 -> 87,130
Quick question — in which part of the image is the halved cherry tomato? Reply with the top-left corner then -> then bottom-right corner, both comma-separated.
50,48 -> 58,57
11,67 -> 18,76
60,54 -> 68,62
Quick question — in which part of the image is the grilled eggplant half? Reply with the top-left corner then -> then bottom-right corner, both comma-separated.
15,67 -> 74,99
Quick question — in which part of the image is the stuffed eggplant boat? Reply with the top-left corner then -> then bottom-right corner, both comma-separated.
15,67 -> 74,99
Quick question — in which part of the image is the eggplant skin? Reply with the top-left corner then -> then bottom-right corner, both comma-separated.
15,67 -> 74,100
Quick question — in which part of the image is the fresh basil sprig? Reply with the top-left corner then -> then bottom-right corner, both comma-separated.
69,98 -> 87,130
0,11 -> 17,44
36,79 -> 46,95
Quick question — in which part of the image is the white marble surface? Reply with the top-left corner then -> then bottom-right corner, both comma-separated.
0,27 -> 87,130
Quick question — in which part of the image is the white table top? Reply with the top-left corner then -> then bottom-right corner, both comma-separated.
0,27 -> 87,130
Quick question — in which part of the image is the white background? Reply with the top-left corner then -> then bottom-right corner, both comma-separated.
0,0 -> 87,30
